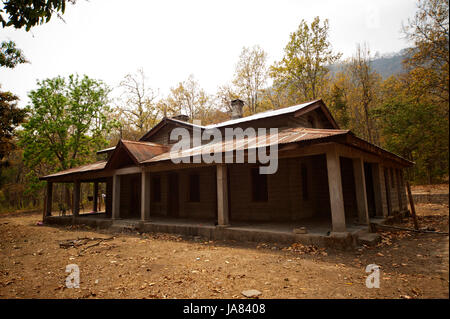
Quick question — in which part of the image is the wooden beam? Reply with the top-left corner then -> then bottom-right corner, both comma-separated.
45,181 -> 53,217
73,181 -> 80,216
93,181 -> 99,212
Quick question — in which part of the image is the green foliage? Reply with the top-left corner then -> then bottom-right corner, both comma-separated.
0,40 -> 28,68
0,90 -> 26,168
19,75 -> 117,187
1,0 -> 74,31
374,93 -> 449,184
270,17 -> 341,103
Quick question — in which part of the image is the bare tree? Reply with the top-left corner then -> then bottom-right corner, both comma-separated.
165,75 -> 212,122
117,68 -> 160,138
232,45 -> 268,114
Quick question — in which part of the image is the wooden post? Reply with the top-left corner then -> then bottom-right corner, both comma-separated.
93,181 -> 99,212
352,158 -> 369,225
45,181 -> 53,217
73,181 -> 80,216
326,147 -> 346,233
406,181 -> 419,230
112,175 -> 121,220
216,164 -> 229,226
141,172 -> 151,221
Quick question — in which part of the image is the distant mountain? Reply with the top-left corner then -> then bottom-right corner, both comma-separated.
329,49 -> 409,79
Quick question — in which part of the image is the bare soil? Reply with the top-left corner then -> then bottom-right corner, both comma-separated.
411,183 -> 449,194
0,203 -> 448,299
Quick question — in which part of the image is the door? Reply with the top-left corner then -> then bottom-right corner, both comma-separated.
167,173 -> 179,217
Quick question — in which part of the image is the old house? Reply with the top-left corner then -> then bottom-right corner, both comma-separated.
41,99 -> 412,246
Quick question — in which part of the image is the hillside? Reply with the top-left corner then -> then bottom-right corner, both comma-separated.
329,49 -> 408,79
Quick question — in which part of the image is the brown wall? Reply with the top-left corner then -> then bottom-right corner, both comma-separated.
228,155 -> 331,222
149,167 -> 216,220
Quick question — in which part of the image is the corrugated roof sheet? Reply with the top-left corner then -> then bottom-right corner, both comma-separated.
41,161 -> 107,179
120,140 -> 169,163
142,127 -> 349,164
205,100 -> 319,129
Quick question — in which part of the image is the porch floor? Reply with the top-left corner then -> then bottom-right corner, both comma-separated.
48,212 -> 368,238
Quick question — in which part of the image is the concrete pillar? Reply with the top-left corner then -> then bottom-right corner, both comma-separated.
352,158 -> 369,225
141,172 -> 151,221
216,164 -> 229,226
112,174 -> 121,220
73,181 -> 80,216
93,181 -> 99,212
326,147 -> 346,233
372,163 -> 388,217
45,181 -> 53,217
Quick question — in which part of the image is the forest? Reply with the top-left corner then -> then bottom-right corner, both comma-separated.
0,0 -> 448,212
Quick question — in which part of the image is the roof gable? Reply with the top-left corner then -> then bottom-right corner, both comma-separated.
105,140 -> 168,169
139,99 -> 339,143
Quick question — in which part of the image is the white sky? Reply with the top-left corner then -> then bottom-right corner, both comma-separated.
0,0 -> 418,108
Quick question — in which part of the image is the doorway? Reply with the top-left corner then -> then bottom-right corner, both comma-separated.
167,173 -> 179,217
384,168 -> 392,216
364,163 -> 377,217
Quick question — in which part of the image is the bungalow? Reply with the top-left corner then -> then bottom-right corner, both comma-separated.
40,99 -> 412,247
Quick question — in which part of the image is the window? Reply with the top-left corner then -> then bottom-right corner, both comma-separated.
301,163 -> 309,200
152,176 -> 161,202
189,174 -> 200,202
251,167 -> 268,201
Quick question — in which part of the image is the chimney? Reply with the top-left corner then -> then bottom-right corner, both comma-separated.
171,114 -> 190,122
230,99 -> 244,119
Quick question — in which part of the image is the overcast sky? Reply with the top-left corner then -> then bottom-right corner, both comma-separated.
1,0 -> 418,108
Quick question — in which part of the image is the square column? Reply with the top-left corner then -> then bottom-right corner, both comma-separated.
326,147 -> 346,233
45,181 -> 53,217
141,172 -> 151,221
93,181 -> 99,212
112,174 -> 121,220
73,181 -> 81,216
352,158 -> 369,225
216,164 -> 229,226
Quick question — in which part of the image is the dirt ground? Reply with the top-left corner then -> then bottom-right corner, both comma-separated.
0,203 -> 448,299
411,183 -> 449,194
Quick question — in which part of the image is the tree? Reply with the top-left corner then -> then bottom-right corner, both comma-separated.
116,68 -> 161,139
216,84 -> 239,114
270,17 -> 341,103
0,40 -> 27,68
0,90 -> 26,168
375,74 -> 448,183
165,75 -> 212,123
1,0 -> 76,31
0,39 -> 27,170
402,0 -> 449,105
232,45 -> 268,114
19,74 -> 116,207
347,44 -> 382,144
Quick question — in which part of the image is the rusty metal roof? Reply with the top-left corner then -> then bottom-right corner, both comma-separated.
121,140 -> 169,163
142,127 -> 350,164
41,124 -> 413,180
40,161 -> 107,179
